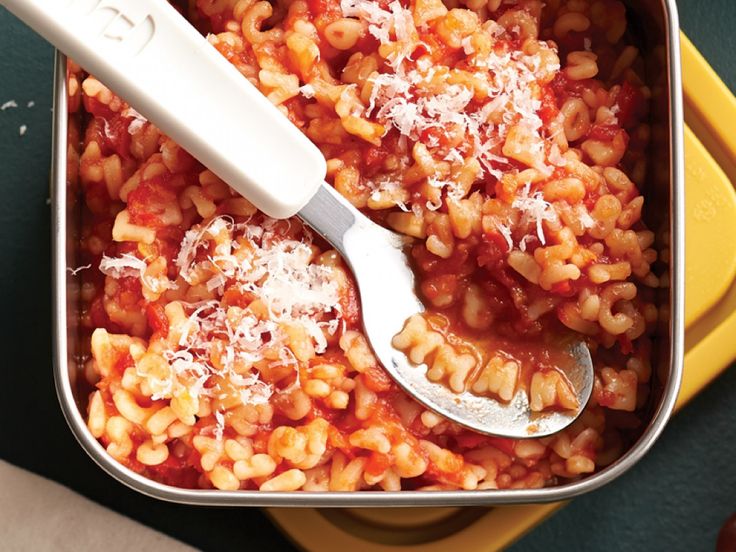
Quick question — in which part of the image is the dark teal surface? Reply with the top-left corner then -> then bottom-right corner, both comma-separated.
0,2 -> 733,550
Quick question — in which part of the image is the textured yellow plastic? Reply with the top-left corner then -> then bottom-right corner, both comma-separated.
266,33 -> 736,551
677,32 -> 736,408
681,36 -> 736,329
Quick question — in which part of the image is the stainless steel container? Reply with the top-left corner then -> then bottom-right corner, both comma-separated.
51,0 -> 685,507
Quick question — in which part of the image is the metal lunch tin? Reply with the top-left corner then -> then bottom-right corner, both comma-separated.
51,0 -> 685,507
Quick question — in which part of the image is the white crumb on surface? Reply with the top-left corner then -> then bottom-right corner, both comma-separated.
67,264 -> 92,276
299,84 -> 316,98
19,125 -> 27,136
1,100 -> 18,110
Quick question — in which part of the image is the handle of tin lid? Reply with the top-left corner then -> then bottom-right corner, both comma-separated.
2,0 -> 325,219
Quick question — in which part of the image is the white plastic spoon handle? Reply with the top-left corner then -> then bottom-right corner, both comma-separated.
3,0 -> 326,219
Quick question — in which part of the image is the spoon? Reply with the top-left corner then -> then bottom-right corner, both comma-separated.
5,0 -> 594,438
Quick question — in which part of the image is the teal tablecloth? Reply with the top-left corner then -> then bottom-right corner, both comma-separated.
0,1 -> 733,549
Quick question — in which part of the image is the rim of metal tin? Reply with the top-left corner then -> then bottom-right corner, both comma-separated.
51,0 -> 685,507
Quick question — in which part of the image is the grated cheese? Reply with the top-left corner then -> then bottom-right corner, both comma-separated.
1,100 -> 17,110
99,252 -> 174,294
100,252 -> 148,279
512,182 -> 559,245
341,0 -> 413,47
213,410 -> 225,441
366,175 -> 410,211
299,84 -> 316,98
122,106 -> 148,134
138,216 -> 344,413
496,222 -> 514,252
361,35 -> 555,182
461,36 -> 475,55
67,264 -> 92,276
338,2 -> 574,252
426,176 -> 464,210
519,235 -> 534,253
339,1 -> 584,260
548,143 -> 567,167
19,125 -> 27,136
577,205 -> 596,229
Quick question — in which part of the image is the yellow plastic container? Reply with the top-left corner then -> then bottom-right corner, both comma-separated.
266,33 -> 736,551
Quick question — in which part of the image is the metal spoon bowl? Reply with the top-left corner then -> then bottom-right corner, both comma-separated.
301,185 -> 594,438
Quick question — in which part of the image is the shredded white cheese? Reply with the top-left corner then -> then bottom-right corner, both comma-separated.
213,410 -> 225,441
67,264 -> 92,276
512,182 -> 559,245
337,2 -> 572,253
122,106 -> 148,134
341,0 -> 411,46
99,253 -> 174,294
99,253 -> 148,280
548,143 -> 567,167
140,216 -> 344,411
366,175 -> 410,212
360,36 -> 555,182
461,36 -> 476,55
496,222 -> 514,252
577,206 -> 596,229
1,100 -> 18,111
519,235 -> 534,253
299,84 -> 316,98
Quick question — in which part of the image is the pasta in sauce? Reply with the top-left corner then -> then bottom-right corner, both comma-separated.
72,0 -> 657,492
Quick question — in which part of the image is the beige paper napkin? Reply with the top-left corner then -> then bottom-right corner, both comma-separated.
0,460 -> 197,552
